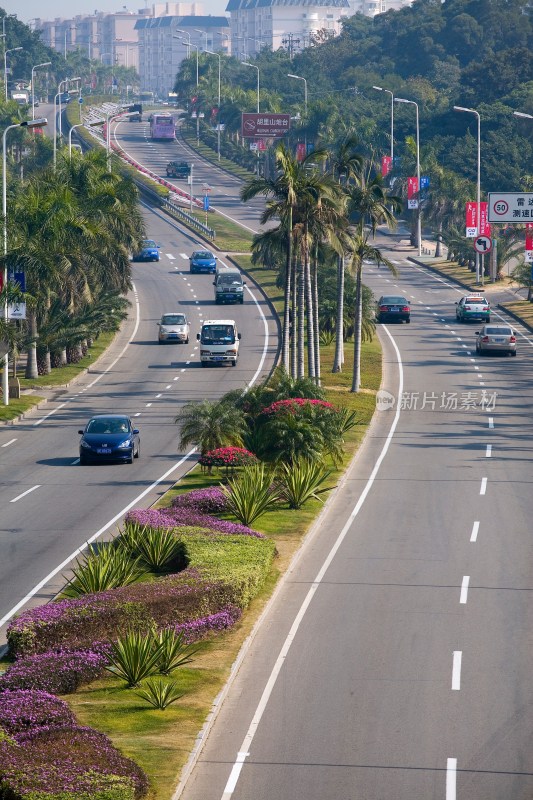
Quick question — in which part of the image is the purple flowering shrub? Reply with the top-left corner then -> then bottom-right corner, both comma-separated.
0,690 -> 76,736
173,604 -> 242,643
0,725 -> 148,799
0,647 -> 110,695
126,507 -> 263,538
8,568 -> 242,658
171,486 -> 228,514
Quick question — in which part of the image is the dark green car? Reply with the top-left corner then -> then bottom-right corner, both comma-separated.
455,294 -> 490,323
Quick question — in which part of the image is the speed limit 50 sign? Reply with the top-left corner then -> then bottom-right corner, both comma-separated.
488,192 -> 533,223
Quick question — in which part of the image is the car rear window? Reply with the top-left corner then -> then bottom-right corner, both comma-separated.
466,297 -> 488,304
485,327 -> 511,335
380,297 -> 408,304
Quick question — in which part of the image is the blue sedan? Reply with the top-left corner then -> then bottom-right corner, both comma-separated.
78,415 -> 140,464
190,250 -> 217,274
133,239 -> 160,262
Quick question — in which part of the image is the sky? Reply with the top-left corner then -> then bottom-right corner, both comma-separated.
3,0 -> 227,22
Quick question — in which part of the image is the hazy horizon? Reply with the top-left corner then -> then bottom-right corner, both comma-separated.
3,0 -> 228,23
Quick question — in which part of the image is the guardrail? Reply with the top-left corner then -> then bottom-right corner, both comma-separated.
160,198 -> 216,239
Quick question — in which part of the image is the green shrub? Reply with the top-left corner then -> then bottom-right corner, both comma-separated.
105,630 -> 163,688
60,544 -> 145,598
135,677 -> 183,710
277,460 -> 335,509
220,464 -> 282,527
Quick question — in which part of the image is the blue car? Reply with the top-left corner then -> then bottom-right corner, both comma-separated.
190,250 -> 217,274
133,239 -> 160,262
78,415 -> 140,464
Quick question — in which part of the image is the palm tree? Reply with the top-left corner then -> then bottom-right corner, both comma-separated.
327,133 -> 363,373
175,399 -> 248,455
347,166 -> 401,392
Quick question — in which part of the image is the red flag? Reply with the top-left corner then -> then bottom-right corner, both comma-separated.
407,177 -> 418,209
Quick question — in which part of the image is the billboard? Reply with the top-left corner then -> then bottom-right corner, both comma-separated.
242,113 -> 290,138
488,193 -> 533,223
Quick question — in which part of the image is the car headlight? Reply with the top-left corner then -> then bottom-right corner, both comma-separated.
80,439 -> 91,449
160,327 -> 169,333
118,439 -> 132,449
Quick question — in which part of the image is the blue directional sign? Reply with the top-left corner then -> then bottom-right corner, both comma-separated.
420,176 -> 430,189
8,270 -> 26,291
203,195 -> 210,211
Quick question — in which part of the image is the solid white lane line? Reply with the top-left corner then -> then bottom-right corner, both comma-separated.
488,417 -> 494,428
452,651 -> 462,690
460,576 -> 470,604
470,521 -> 480,542
33,402 -> 67,426
480,477 -> 487,495
446,758 -> 457,800
486,444 -> 492,457
219,325 -> 403,800
1,438 -> 17,448
10,485 -> 41,503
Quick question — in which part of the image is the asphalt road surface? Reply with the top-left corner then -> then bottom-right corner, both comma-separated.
0,200 -> 278,640
176,246 -> 533,800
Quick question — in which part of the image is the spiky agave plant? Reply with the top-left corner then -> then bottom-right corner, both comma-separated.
135,677 -> 183,710
153,629 -> 199,675
277,460 -> 335,509
60,543 -> 145,597
105,631 -> 163,688
220,463 -> 282,527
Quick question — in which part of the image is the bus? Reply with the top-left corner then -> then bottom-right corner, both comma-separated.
150,113 -> 175,140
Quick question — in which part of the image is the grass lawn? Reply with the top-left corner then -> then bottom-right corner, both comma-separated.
421,258 -> 480,288
0,394 -> 45,424
13,332 -> 116,392
186,210 -> 253,252
500,299 -> 533,330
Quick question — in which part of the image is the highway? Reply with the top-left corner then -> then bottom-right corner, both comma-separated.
174,248 -> 532,797
0,194 -> 278,638
3,119 -> 532,800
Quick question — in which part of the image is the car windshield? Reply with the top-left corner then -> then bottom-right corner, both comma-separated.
219,276 -> 242,286
380,297 -> 407,304
485,327 -> 511,335
201,325 -> 235,344
161,314 -> 186,325
143,240 -> 156,248
194,252 -> 213,260
86,418 -> 130,434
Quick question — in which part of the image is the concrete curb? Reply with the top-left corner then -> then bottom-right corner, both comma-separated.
497,303 -> 533,334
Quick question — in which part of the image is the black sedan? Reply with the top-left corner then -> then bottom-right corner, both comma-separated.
376,295 -> 411,323
78,415 -> 140,464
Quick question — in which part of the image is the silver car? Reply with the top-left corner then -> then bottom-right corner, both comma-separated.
475,324 -> 517,356
157,313 -> 189,344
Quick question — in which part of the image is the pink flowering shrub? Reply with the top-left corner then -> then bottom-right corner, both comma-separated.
261,398 -> 335,416
198,446 -> 259,469
0,725 -> 148,798
173,605 -> 242,643
127,507 -> 263,538
0,690 -> 76,737
171,486 -> 228,514
0,647 -> 110,695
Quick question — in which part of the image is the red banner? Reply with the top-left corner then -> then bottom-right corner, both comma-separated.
381,156 -> 392,177
526,223 -> 533,263
296,142 -> 306,162
479,202 -> 490,237
466,201 -> 490,237
407,177 -> 418,209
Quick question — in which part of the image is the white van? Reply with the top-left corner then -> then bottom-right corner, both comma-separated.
213,266 -> 245,304
197,319 -> 241,367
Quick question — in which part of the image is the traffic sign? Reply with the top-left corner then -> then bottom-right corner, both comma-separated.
203,195 -> 209,211
474,235 -> 492,254
488,192 -> 533,222
79,97 -> 84,104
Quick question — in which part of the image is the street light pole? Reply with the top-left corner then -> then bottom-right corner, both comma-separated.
242,62 -> 259,113
206,50 -> 221,162
454,105 -> 481,283
176,28 -> 191,58
64,26 -> 77,60
31,61 -> 51,119
194,28 -> 208,51
4,46 -> 22,102
2,118 -> 48,405
287,72 -> 307,117
395,97 -> 421,257
68,123 -> 84,158
373,85 -> 394,163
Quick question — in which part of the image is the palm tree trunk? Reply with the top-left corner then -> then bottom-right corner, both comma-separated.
291,252 -> 297,378
333,254 -> 345,372
312,244 -> 321,385
25,312 -> 38,380
351,263 -> 363,393
435,220 -> 443,258
282,215 -> 292,372
297,254 -> 305,379
304,245 -> 315,381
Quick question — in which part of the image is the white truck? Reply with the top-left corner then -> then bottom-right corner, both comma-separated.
11,90 -> 29,106
197,319 -> 241,367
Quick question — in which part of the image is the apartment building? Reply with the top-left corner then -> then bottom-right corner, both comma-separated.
135,15 -> 230,97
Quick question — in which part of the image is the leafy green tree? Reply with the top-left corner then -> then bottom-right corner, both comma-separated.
175,399 -> 248,455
